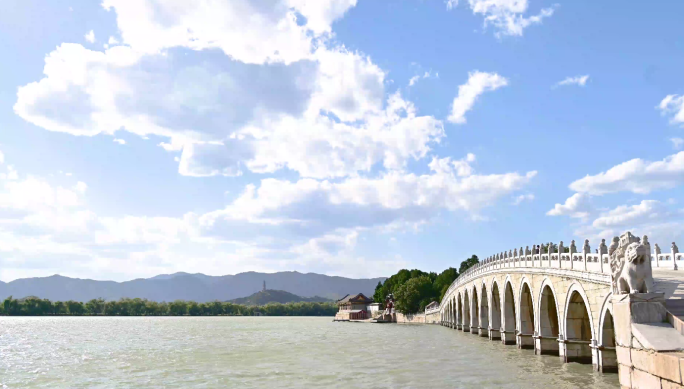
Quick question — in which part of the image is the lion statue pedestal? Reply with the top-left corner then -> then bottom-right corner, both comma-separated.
609,232 -> 654,295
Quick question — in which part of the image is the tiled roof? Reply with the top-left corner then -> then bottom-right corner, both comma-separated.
336,293 -> 373,305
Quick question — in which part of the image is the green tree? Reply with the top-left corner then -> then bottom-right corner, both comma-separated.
187,301 -> 201,316
85,298 -> 105,315
145,300 -> 164,316
0,297 -> 337,317
53,301 -> 66,315
373,269 -> 429,304
65,300 -> 85,315
169,300 -> 187,316
21,297 -> 49,315
372,281 -> 384,305
458,255 -> 479,274
129,298 -> 147,316
208,301 -> 223,315
433,267 -> 458,302
104,300 -> 120,315
3,296 -> 13,315
394,275 -> 434,314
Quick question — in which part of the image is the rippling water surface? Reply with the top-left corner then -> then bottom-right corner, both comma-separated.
0,317 -> 619,388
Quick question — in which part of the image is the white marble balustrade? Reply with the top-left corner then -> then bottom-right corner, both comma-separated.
442,238 -> 681,302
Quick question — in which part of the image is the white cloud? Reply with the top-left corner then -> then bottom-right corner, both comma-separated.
0,165 -> 18,180
408,71 -> 438,87
428,153 -> 476,177
290,230 -> 359,257
287,0 -> 358,34
17,1 -> 436,182
102,0 -> 356,65
554,75 -> 589,88
0,154 -> 533,278
0,149 -> 535,280
449,0 -> 556,37
74,181 -> 87,194
15,40 -> 444,180
409,75 -> 421,87
569,151 -> 684,195
94,214 -> 200,246
14,44 -> 145,137
448,71 -> 508,124
513,193 -> 534,205
0,162 -> 231,280
308,47 -> 385,122
0,150 -> 4,164
286,234 -> 410,278
591,200 -> 664,230
3,0 -> 543,280
671,137 -> 684,150
546,193 -> 592,219
570,200 -> 684,249
550,151 -> 684,245
84,30 -> 95,43
207,156 -> 537,228
113,138 -> 126,145
16,25 -> 445,181
659,95 -> 684,126
0,176 -> 85,212
108,36 -> 119,45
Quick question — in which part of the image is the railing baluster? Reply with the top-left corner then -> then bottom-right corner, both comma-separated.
672,242 -> 679,270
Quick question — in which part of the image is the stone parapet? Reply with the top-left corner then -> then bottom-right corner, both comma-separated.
613,293 -> 684,388
396,312 -> 426,324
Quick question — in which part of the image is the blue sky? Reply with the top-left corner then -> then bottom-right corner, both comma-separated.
1,0 -> 684,282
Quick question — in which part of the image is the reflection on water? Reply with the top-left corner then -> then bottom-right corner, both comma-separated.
0,317 -> 618,388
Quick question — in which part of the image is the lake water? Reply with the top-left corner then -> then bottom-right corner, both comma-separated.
0,317 -> 619,388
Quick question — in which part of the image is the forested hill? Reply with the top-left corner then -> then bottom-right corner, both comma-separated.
0,271 -> 385,303
228,289 -> 332,305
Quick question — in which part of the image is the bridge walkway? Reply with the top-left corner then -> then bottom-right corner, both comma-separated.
653,268 -> 684,321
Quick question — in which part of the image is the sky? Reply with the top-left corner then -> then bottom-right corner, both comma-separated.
1,0 -> 684,282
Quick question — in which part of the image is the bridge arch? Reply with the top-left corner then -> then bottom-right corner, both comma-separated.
535,278 -> 560,355
446,299 -> 451,327
455,297 -> 459,328
449,299 -> 456,328
448,298 -> 453,327
562,282 -> 595,364
454,296 -> 460,328
598,294 -> 615,347
471,285 -> 479,334
563,282 -> 596,340
517,277 -> 535,349
480,281 -> 489,337
502,278 -> 517,344
490,279 -> 502,339
463,290 -> 471,332
596,293 -> 617,372
457,292 -> 461,327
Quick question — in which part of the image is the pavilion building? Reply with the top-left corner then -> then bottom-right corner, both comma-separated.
334,293 -> 374,320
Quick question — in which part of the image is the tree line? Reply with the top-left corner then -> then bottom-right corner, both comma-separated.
373,255 -> 479,314
0,296 -> 337,316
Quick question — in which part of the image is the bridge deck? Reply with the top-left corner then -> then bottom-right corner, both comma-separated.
653,269 -> 684,320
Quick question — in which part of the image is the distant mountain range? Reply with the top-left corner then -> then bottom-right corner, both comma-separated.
0,271 -> 385,303
228,289 -> 332,305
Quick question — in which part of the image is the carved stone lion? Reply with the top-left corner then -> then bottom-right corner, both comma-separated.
609,231 -> 654,294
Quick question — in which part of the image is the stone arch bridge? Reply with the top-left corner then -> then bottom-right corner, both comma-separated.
435,238 -> 684,376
